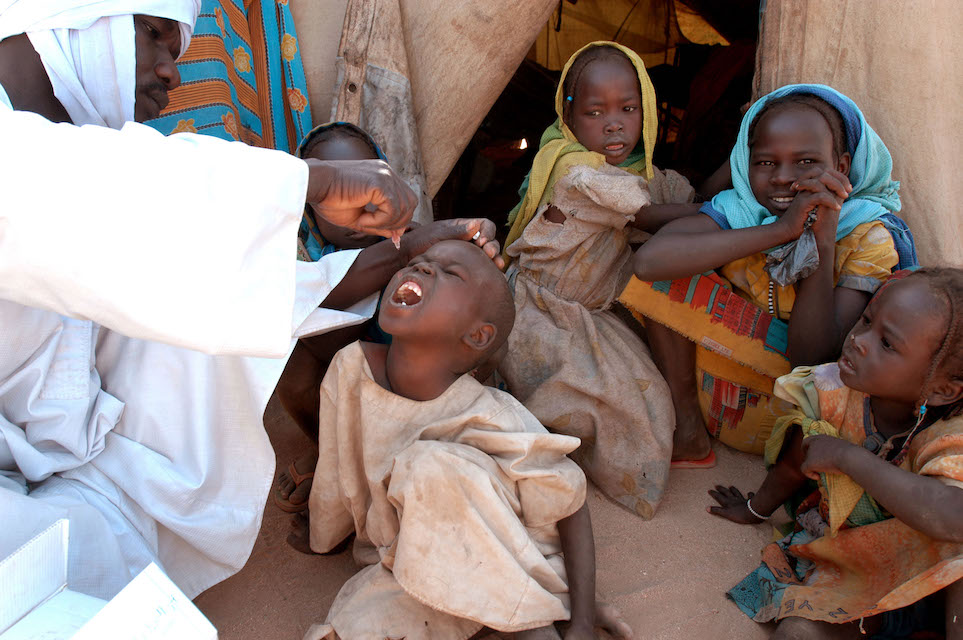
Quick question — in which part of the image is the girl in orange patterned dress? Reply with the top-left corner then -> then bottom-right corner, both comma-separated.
709,268 -> 963,639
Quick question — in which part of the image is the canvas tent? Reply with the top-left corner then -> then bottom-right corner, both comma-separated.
291,0 -> 961,265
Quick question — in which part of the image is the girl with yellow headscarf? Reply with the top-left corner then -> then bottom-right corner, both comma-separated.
498,42 -> 696,519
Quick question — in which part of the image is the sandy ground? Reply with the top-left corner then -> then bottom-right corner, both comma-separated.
195,396 -> 777,639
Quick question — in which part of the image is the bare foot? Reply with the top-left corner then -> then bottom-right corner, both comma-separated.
286,512 -> 315,554
276,450 -> 319,509
595,601 -> 634,638
286,512 -> 354,556
671,401 -> 712,461
643,320 -> 711,461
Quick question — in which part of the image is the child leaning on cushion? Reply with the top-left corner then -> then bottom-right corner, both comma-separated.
710,268 -> 963,639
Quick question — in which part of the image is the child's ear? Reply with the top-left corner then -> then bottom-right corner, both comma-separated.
463,322 -> 497,353
836,151 -> 852,177
926,376 -> 963,409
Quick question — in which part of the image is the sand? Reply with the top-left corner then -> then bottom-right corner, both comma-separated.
194,395 -> 776,639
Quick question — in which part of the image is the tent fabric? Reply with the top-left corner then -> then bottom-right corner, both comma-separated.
529,0 -> 727,71
295,0 -> 558,199
754,0 -> 963,266
327,0 -> 432,224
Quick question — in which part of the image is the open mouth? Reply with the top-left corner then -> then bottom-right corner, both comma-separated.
391,280 -> 423,307
604,142 -> 625,153
838,352 -> 856,376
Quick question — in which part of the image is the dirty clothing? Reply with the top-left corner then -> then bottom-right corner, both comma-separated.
306,342 -> 586,638
500,163 -> 689,519
729,364 -> 963,624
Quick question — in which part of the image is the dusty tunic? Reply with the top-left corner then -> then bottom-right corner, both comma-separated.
306,342 -> 586,639
499,163 -> 689,519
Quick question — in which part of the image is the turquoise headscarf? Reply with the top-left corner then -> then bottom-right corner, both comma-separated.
702,84 -> 901,242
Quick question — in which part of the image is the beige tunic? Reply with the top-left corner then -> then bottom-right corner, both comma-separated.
499,163 -> 692,519
306,342 -> 586,639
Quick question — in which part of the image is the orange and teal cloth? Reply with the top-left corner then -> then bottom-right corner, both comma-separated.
728,363 -> 963,626
620,270 -> 794,454
146,0 -> 311,153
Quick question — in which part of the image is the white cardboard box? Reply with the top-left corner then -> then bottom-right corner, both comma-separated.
0,519 -> 217,639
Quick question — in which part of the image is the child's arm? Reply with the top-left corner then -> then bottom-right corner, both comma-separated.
801,434 -> 963,543
557,502 -> 596,638
629,202 -> 702,233
634,172 -> 845,282
322,218 -> 502,310
708,426 -> 810,523
698,158 -> 732,199
633,212 -> 798,282
784,170 -> 864,367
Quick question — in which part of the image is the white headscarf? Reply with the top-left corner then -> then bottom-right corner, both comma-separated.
0,0 -> 201,128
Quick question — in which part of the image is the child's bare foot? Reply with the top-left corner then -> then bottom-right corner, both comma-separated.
286,512 -> 355,556
643,321 -> 712,464
274,451 -> 318,512
594,600 -> 634,638
670,399 -> 712,463
286,512 -> 315,554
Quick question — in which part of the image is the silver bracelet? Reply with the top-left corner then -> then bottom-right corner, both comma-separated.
746,498 -> 770,521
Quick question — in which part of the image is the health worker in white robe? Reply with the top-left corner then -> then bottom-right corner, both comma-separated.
0,0 -> 416,599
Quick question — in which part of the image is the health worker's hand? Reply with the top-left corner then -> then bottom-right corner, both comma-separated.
305,158 -> 417,241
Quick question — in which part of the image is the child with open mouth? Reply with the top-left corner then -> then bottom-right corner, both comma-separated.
298,240 -> 632,639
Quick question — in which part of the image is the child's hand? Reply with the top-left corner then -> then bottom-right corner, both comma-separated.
707,485 -> 766,524
400,218 -> 504,269
799,434 -> 854,480
776,168 -> 851,243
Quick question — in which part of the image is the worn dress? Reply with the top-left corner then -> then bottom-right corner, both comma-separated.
500,163 -> 690,519
306,342 -> 586,639
729,364 -> 963,625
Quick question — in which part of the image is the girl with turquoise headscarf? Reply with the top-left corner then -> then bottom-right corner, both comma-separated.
622,84 -> 917,460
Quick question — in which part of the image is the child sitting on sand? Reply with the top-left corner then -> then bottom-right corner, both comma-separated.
628,85 -> 916,460
298,240 -> 631,639
497,41 -> 697,520
275,123 -> 505,513
708,268 -> 962,639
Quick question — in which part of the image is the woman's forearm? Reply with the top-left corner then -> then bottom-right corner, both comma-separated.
634,223 -> 793,282
838,446 -> 963,543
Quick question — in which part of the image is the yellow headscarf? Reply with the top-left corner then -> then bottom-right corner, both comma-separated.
503,41 -> 658,256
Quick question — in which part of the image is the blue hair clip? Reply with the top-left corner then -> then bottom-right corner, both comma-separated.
566,95 -> 573,102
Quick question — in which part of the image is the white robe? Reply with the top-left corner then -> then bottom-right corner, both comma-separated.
0,93 -> 377,599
